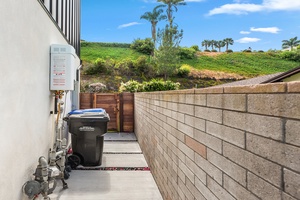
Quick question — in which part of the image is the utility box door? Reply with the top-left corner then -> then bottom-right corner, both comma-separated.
50,44 -> 76,91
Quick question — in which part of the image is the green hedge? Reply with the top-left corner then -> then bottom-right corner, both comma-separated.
130,38 -> 154,55
178,47 -> 196,59
119,79 -> 180,92
279,51 -> 300,62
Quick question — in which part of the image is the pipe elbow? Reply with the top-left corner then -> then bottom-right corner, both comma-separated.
38,156 -> 48,167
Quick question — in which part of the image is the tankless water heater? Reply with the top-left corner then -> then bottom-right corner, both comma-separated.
50,44 -> 76,91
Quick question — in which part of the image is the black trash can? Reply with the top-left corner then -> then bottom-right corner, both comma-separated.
67,108 -> 110,166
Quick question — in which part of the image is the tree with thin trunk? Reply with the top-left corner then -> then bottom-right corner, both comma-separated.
223,38 -> 234,51
210,40 -> 216,50
140,5 -> 166,46
157,0 -> 186,29
282,36 -> 300,51
201,40 -> 210,50
153,0 -> 185,79
215,40 -> 225,52
154,25 -> 183,80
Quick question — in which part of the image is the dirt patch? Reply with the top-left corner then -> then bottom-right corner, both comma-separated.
196,52 -> 224,57
190,69 -> 245,80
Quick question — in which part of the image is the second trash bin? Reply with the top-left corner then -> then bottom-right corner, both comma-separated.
67,108 -> 110,166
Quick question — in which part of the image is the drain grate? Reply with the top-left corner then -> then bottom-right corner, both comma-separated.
103,152 -> 142,154
104,140 -> 138,142
76,167 -> 151,171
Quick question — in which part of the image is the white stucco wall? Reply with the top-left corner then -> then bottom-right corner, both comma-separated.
0,1 -> 80,199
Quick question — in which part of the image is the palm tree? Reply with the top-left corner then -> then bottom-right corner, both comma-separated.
209,40 -> 216,50
282,36 -> 300,51
157,0 -> 186,28
215,40 -> 225,52
141,6 -> 166,45
201,40 -> 210,50
223,38 -> 234,51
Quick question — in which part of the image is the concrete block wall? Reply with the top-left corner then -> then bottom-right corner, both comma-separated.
134,82 -> 300,200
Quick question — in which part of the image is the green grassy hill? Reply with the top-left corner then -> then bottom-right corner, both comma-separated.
187,52 -> 299,77
80,42 -> 299,91
81,42 -> 143,63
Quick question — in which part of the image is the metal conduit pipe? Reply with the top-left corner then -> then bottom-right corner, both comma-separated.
23,92 -> 69,199
39,156 -> 48,168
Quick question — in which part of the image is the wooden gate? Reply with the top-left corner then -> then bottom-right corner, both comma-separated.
119,93 -> 134,132
79,93 -> 134,132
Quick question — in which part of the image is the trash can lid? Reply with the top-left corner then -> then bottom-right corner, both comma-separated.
69,108 -> 105,115
67,108 -> 110,122
68,108 -> 110,119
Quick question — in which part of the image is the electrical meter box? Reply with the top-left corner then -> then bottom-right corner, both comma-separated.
50,44 -> 76,91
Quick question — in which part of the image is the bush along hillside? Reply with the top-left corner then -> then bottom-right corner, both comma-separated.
119,79 -> 180,93
80,41 -> 300,93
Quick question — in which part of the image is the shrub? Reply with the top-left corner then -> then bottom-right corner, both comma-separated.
279,51 -> 300,62
164,80 -> 180,91
104,58 -> 115,74
177,64 -> 191,77
94,58 -> 115,74
83,62 -> 100,75
130,38 -> 154,55
243,49 -> 252,53
83,58 -> 115,75
118,79 -> 180,92
178,47 -> 196,59
190,45 -> 200,51
204,49 -> 211,52
143,79 -> 180,92
266,51 -> 279,57
226,49 -> 233,53
134,56 -> 148,74
114,58 -> 135,76
80,42 -> 89,47
258,50 -> 264,53
94,58 -> 106,71
119,80 -> 142,93
211,49 -> 218,52
267,49 -> 280,53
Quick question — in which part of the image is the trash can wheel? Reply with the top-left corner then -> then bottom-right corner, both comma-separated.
64,169 -> 70,180
68,154 -> 81,169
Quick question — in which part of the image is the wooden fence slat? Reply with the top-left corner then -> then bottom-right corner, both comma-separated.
80,93 -> 134,132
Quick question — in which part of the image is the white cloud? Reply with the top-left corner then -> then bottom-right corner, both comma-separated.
185,0 -> 205,2
233,0 -> 250,3
236,37 -> 261,43
118,22 -> 141,29
142,0 -> 156,3
143,0 -> 204,2
240,31 -> 251,34
208,0 -> 300,16
263,0 -> 300,11
250,27 -> 281,34
208,4 -> 263,15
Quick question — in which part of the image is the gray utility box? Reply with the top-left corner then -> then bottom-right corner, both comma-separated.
67,108 -> 110,166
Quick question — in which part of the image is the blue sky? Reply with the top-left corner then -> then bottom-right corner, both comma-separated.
81,0 -> 300,52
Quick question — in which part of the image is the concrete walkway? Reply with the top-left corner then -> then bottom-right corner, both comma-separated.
49,133 -> 163,200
